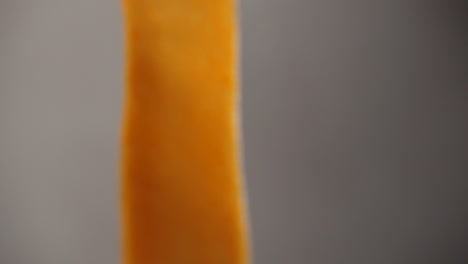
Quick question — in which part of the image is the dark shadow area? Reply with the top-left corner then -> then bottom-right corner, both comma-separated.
241,0 -> 468,263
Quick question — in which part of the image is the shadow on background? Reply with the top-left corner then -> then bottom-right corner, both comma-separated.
241,0 -> 468,263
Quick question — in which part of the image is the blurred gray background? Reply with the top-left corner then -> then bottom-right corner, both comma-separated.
1,0 -> 467,264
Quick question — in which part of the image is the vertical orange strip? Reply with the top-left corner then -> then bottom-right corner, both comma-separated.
121,0 -> 249,263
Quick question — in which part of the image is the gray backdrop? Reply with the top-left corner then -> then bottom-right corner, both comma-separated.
1,1 -> 467,264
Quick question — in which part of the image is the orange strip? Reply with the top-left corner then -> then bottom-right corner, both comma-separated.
121,0 -> 249,263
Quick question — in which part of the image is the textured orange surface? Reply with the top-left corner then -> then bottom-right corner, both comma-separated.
121,0 -> 249,263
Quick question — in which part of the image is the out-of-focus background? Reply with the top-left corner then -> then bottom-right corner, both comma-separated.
1,1 -> 467,264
